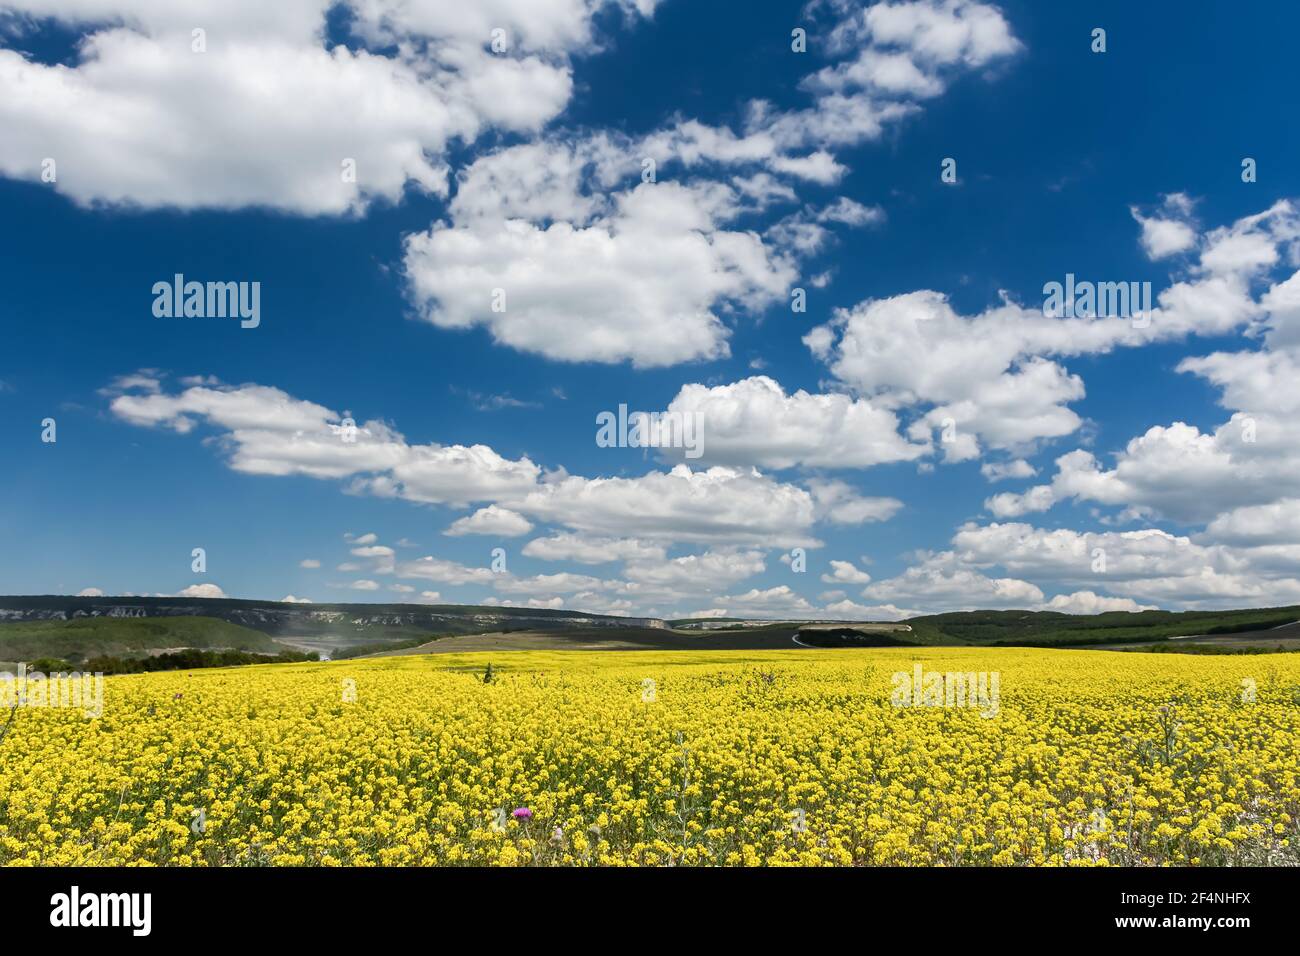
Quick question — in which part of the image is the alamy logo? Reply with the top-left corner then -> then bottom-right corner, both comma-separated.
891,663 -> 1000,718
50,886 -> 151,936
1042,273 -> 1152,328
152,274 -> 261,328
595,404 -> 703,459
0,664 -> 103,718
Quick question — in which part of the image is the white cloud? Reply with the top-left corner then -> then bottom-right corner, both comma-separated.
768,0 -> 1020,151
444,505 -> 534,537
980,459 -> 1036,482
400,4 -> 1022,368
404,173 -> 796,367
1131,194 -> 1198,259
109,379 -> 542,507
76,587 -> 105,597
521,533 -> 665,564
985,483 -> 1056,518
862,558 -> 1044,612
657,375 -> 927,469
805,201 -> 1300,459
709,585 -> 817,619
1038,591 -> 1156,614
820,599 -> 913,621
299,559 -> 321,569
807,478 -> 903,525
280,594 -> 313,604
177,583 -> 227,598
0,0 -> 659,212
494,572 -> 608,596
484,595 -> 568,611
807,291 -> 1094,455
510,465 -> 821,548
108,377 -> 833,552
351,544 -> 396,574
1204,499 -> 1300,547
348,579 -> 380,591
1000,414 -> 1300,525
397,556 -> 497,586
948,520 -> 1300,609
816,196 -> 885,227
820,559 -> 872,585
622,549 -> 766,591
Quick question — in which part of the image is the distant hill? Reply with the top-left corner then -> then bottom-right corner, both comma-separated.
0,595 -> 671,661
2,596 -> 1298,661
0,615 -> 280,663
903,606 -> 1300,647
0,594 -> 663,637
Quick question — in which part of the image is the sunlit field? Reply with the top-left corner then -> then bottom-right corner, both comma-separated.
4,648 -> 1299,866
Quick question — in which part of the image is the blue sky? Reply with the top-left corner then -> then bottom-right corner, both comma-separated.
3,0 -> 1300,618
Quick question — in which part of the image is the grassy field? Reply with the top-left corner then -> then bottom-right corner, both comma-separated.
3,647 -> 1298,866
0,616 -> 281,663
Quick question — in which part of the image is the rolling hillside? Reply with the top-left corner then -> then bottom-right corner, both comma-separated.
902,607 -> 1300,647
0,615 -> 281,663
2,596 -> 1299,663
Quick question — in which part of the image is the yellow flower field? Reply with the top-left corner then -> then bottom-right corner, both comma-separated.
3,648 -> 1299,866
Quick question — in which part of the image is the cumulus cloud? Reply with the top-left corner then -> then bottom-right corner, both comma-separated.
404,160 -> 797,367
177,583 -> 226,598
820,599 -> 914,621
862,557 -> 1043,611
769,0 -> 1021,150
0,0 -> 660,212
494,571 -> 609,596
1131,193 -> 1198,259
1038,591 -> 1156,614
444,505 -> 534,537
397,556 -> 498,586
107,375 -> 839,553
981,459 -> 1036,482
621,549 -> 766,591
995,413 -> 1300,526
805,201 -> 1300,459
1204,499 -> 1300,547
948,521 -> 1300,609
807,478 -> 903,526
656,375 -> 927,469
350,544 -> 396,574
401,4 -> 1021,367
109,378 -> 542,506
521,533 -> 666,564
708,585 -> 817,619
510,465 -> 820,548
816,196 -> 886,227
820,559 -> 872,585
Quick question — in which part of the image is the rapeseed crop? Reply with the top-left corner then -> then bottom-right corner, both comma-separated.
2,648 -> 1297,866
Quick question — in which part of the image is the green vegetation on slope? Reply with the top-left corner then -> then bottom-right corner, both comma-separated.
0,616 -> 281,663
903,607 -> 1300,647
